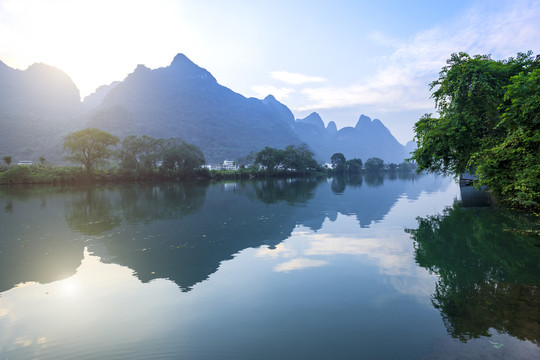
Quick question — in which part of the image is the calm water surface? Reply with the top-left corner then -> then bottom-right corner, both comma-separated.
0,174 -> 538,359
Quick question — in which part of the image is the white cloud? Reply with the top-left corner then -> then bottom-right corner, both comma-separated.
297,0 -> 540,113
271,71 -> 327,85
251,85 -> 295,101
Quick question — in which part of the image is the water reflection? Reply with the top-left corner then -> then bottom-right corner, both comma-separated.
0,187 -> 88,292
3,175 -> 539,359
65,187 -> 122,235
0,248 -> 182,359
0,174 -> 450,293
253,178 -> 320,204
118,182 -> 208,223
407,201 -> 540,343
460,185 -> 492,207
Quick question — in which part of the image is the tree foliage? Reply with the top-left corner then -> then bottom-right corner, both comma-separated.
161,138 -> 205,173
364,157 -> 385,172
409,51 -> 540,211
117,135 -> 161,172
330,153 -> 346,173
346,158 -> 363,173
2,156 -> 12,167
117,135 -> 205,175
63,128 -> 119,173
254,144 -> 318,174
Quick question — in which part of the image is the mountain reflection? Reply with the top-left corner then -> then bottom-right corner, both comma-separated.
0,174 -> 451,293
0,186 -> 88,292
407,201 -> 540,343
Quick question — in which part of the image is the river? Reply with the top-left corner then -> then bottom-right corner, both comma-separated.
0,174 -> 538,359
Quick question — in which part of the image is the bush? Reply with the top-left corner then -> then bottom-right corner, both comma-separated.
0,166 -> 32,184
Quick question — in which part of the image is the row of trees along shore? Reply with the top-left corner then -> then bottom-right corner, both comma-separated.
409,51 -> 539,213
0,128 -> 415,185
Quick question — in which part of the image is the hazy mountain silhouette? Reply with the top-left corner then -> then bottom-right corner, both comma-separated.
0,61 -> 85,162
87,54 -> 301,163
1,54 -> 409,164
82,81 -> 120,110
295,113 -> 408,163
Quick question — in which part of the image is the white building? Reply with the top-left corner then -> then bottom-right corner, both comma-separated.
222,160 -> 237,171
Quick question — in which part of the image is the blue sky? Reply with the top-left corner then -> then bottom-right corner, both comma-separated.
1,0 -> 539,143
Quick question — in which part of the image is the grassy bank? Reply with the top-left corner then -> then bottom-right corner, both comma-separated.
0,165 -> 329,185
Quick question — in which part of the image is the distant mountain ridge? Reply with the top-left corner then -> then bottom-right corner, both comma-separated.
294,112 -> 407,163
0,60 -> 84,161
0,54 -> 409,164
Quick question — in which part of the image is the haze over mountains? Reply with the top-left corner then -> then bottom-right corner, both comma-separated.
0,54 -> 413,164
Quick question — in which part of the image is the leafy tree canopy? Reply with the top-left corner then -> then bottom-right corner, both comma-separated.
254,144 -> 318,174
346,158 -> 363,173
364,157 -> 385,172
161,138 -> 205,173
330,153 -> 346,172
2,156 -> 12,167
409,51 -> 540,211
63,128 -> 119,173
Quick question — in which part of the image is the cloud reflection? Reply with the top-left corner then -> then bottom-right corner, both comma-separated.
274,258 -> 328,272
256,215 -> 436,299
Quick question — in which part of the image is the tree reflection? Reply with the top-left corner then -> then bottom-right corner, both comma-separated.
98,182 -> 293,292
364,173 -> 384,187
65,187 -> 122,235
331,176 -> 346,194
254,178 -> 321,204
407,202 -> 540,343
118,182 -> 208,223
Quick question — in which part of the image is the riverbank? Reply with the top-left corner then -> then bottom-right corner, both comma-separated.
0,164 -> 330,185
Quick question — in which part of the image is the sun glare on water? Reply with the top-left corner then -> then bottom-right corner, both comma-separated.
58,278 -> 80,298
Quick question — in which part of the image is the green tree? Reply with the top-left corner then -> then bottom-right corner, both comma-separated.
410,52 -> 535,175
255,146 -> 283,173
63,128 -> 119,173
117,135 -> 142,170
282,144 -> 318,172
39,157 -> 46,166
117,135 -> 162,172
330,153 -> 346,173
160,138 -> 205,173
409,51 -> 539,210
387,163 -> 398,172
236,151 -> 256,169
364,157 -> 384,172
346,158 -> 362,173
472,68 -> 540,209
2,156 -> 12,167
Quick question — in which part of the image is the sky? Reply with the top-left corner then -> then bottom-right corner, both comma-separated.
1,0 -> 539,144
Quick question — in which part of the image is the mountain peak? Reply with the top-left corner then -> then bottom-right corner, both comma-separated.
166,53 -> 216,83
170,53 -> 195,67
134,64 -> 150,73
296,112 -> 325,130
326,121 -> 338,134
355,114 -> 372,129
